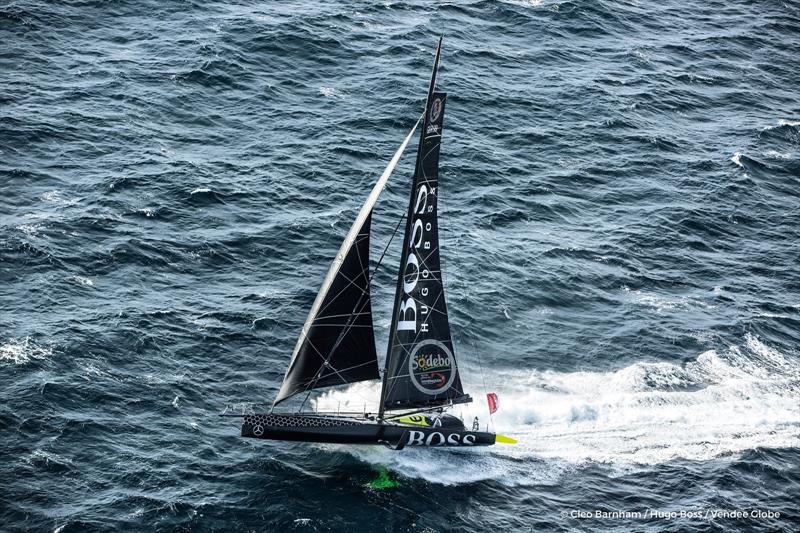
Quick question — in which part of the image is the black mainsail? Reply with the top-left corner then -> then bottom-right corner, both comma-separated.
274,120 -> 422,406
380,38 -> 470,414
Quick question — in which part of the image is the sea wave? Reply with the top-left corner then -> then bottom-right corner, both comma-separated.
0,337 -> 54,365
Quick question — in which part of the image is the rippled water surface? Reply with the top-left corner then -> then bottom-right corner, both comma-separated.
2,1 -> 800,531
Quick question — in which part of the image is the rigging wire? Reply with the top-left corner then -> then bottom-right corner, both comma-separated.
296,207 -> 408,412
439,174 -> 494,429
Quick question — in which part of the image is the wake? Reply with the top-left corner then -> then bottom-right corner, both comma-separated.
315,334 -> 800,484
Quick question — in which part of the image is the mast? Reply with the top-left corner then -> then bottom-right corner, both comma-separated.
379,37 -> 469,418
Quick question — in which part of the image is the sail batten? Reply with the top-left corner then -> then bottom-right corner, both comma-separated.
274,118 -> 422,406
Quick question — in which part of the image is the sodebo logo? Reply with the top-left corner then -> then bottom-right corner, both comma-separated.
411,353 -> 451,371
408,340 -> 457,394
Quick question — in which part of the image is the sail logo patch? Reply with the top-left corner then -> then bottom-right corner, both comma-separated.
408,339 -> 457,394
429,98 -> 442,123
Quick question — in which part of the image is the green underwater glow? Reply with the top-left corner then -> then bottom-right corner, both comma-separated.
367,467 -> 401,489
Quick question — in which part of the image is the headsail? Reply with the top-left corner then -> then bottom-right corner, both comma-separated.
274,118 -> 422,406
380,38 -> 470,413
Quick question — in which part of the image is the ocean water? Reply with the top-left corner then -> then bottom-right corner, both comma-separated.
2,0 -> 799,531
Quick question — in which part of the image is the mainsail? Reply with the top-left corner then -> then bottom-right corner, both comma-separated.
274,119 -> 421,406
380,38 -> 469,413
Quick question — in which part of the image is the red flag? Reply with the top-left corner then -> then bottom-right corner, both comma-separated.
487,392 -> 499,414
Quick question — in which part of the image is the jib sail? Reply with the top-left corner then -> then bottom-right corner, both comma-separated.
274,119 -> 421,406
380,38 -> 470,414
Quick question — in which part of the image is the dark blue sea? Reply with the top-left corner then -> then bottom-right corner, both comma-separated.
2,1 -> 799,531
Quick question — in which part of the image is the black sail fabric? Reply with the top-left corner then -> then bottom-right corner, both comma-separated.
273,117 -> 421,407
381,91 -> 468,412
274,214 -> 379,404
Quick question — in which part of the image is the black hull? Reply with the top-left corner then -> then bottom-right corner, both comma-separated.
241,413 -> 495,449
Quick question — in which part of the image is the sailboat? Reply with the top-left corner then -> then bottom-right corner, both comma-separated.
237,38 -> 515,449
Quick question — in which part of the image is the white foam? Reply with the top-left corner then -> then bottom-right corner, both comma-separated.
764,149 -> 791,160
16,223 -> 42,236
314,335 -> 800,484
761,119 -> 800,131
622,286 -> 714,312
190,187 -> 211,195
77,360 -> 119,382
41,189 -> 78,206
0,337 -> 53,365
319,85 -> 349,99
745,333 -> 800,378
314,380 -> 381,415
25,449 -> 73,468
688,73 -> 715,83
502,0 -> 543,6
730,152 -> 743,167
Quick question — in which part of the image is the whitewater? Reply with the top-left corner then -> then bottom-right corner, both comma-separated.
315,333 -> 799,483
